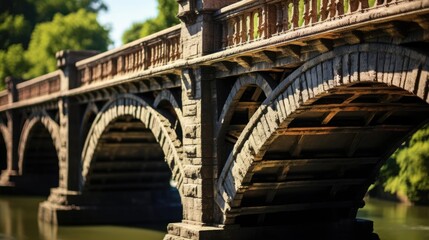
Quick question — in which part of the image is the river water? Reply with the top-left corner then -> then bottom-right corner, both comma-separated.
0,196 -> 428,240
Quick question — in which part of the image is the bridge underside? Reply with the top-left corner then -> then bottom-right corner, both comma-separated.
226,82 -> 429,226
39,116 -> 182,225
3,122 -> 60,195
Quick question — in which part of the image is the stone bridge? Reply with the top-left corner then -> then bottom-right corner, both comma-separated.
1,0 -> 429,239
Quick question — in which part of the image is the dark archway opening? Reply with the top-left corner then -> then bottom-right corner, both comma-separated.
22,122 -> 59,195
219,84 -> 268,175
229,82 -> 429,229
83,115 -> 182,225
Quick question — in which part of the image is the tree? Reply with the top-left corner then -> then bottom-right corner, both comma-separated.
0,44 -> 28,89
122,0 -> 179,44
378,124 -> 429,204
24,9 -> 110,78
0,0 -> 107,50
0,0 -> 108,89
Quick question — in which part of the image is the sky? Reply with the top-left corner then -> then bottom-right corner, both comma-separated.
98,0 -> 158,48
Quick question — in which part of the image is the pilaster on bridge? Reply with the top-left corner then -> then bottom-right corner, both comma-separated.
1,0 -> 429,239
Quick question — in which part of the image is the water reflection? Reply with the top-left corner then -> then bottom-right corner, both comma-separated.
1,196 -> 429,240
0,196 -> 165,240
358,198 -> 429,240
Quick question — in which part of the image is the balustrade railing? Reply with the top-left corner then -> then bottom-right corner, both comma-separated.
76,25 -> 182,86
0,91 -> 7,107
17,71 -> 61,101
216,0 -> 404,49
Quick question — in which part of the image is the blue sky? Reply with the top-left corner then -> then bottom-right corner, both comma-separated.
98,0 -> 158,48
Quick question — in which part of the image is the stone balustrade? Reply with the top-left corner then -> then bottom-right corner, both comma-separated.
215,0 -> 406,49
0,91 -> 7,107
76,25 -> 182,86
16,71 -> 61,101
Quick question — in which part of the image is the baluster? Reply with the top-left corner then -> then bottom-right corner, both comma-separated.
349,0 -> 359,12
97,64 -> 102,81
260,6 -> 267,39
149,45 -> 153,67
158,42 -> 162,65
176,38 -> 181,59
336,0 -> 344,16
232,17 -> 240,45
282,2 -> 289,32
117,56 -> 124,75
124,55 -> 129,72
126,54 -> 130,72
275,3 -> 284,33
256,8 -> 264,39
109,59 -> 115,77
321,0 -> 329,20
157,42 -> 161,66
328,0 -> 337,18
154,44 -> 158,67
171,39 -> 176,61
163,39 -> 168,64
241,14 -> 247,43
134,50 -> 139,71
167,40 -> 171,63
267,4 -> 277,37
143,45 -> 148,69
248,11 -> 255,41
309,0 -> 318,24
303,0 -> 310,26
291,0 -> 299,29
132,52 -> 136,71
160,41 -> 164,65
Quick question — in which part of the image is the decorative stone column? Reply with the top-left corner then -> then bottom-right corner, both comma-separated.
166,1 -> 237,239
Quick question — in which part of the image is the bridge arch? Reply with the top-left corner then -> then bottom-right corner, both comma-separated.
18,112 -> 60,192
217,43 -> 429,225
216,73 -> 277,174
81,94 -> 185,197
153,89 -> 184,137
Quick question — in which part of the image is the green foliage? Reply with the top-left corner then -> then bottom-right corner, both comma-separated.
0,44 -> 28,89
0,0 -> 108,89
0,14 -> 32,49
378,124 -> 429,204
25,10 -> 110,78
122,0 -> 179,44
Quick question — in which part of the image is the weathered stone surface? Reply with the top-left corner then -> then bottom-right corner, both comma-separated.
0,1 -> 428,240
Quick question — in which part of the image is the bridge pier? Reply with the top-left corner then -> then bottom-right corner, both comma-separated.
165,219 -> 378,240
39,188 -> 182,225
0,77 -> 22,190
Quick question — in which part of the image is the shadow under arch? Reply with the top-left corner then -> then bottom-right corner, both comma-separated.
216,73 -> 276,175
0,122 -> 9,172
17,113 -> 60,195
79,94 -> 184,224
216,43 -> 429,232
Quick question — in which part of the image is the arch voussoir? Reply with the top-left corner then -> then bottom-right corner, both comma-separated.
216,43 -> 429,218
81,94 -> 185,197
